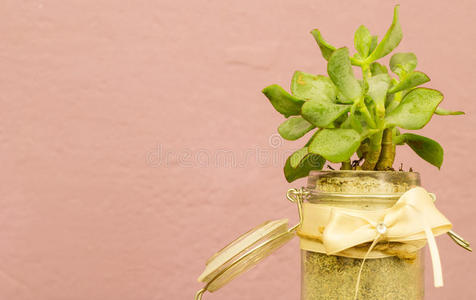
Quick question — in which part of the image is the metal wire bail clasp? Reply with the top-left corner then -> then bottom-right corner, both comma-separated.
448,230 -> 472,252
286,187 -> 308,231
194,288 -> 206,300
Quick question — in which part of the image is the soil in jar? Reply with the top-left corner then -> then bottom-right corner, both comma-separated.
301,171 -> 424,300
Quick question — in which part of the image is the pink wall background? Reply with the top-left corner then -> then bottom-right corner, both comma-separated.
0,0 -> 475,299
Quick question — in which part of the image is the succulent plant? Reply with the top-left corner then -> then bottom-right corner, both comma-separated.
262,5 -> 464,182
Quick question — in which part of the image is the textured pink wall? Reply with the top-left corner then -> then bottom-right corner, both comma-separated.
0,0 -> 474,299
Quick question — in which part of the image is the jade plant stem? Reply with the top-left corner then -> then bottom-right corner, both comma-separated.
340,160 -> 352,170
359,62 -> 385,171
376,128 -> 396,170
361,131 -> 383,170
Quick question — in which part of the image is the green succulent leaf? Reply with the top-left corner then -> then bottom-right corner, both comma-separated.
310,29 -> 336,61
336,90 -> 353,104
354,25 -> 372,58
367,74 -> 391,116
390,52 -> 418,76
398,133 -> 444,169
301,100 -> 351,128
278,117 -> 315,140
369,35 -> 378,54
327,47 -> 362,102
262,84 -> 305,117
289,147 -> 310,168
388,71 -> 430,94
308,128 -> 361,162
367,5 -> 402,62
385,88 -> 443,129
284,149 -> 325,182
291,71 -> 337,102
351,114 -> 364,133
340,113 -> 352,128
333,113 -> 349,126
435,107 -> 465,115
341,110 -> 365,133
370,62 -> 388,75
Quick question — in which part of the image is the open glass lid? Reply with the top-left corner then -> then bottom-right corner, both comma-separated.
194,188 -> 306,300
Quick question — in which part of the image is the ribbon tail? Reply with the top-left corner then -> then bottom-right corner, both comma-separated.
424,225 -> 443,287
354,234 -> 381,300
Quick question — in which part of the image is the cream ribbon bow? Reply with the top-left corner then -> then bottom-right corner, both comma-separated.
298,187 -> 452,289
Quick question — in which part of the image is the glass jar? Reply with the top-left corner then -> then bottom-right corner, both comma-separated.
301,171 -> 424,300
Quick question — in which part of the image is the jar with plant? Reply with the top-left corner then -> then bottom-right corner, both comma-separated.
196,5 -> 470,300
